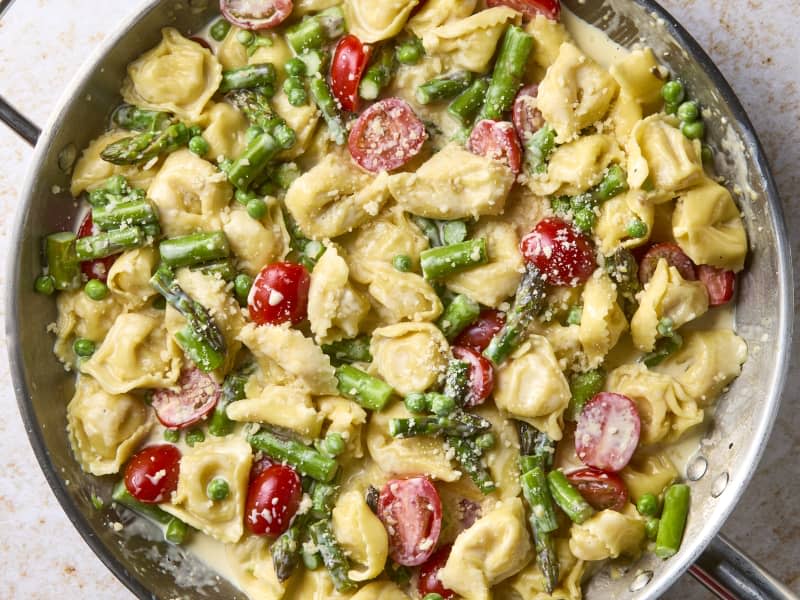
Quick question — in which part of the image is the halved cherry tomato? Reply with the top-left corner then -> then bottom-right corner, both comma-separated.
453,309 -> 506,352
487,0 -> 561,20
575,392 -> 641,472
245,464 -> 303,536
378,476 -> 442,566
638,242 -> 697,285
124,444 -> 181,504
331,34 -> 372,113
348,98 -> 427,173
566,467 -> 629,512
467,119 -> 523,174
417,545 -> 456,599
451,346 -> 494,407
520,217 -> 596,286
220,0 -> 293,30
512,84 -> 544,141
77,212 -> 118,282
697,264 -> 735,306
248,262 -> 310,325
151,367 -> 221,429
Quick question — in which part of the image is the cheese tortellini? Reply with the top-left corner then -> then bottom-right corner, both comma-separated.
499,538 -> 585,600
406,0 -> 478,36
70,130 -> 157,196
579,273 -> 627,367
106,247 -> 159,309
227,383 -> 323,439
332,490 -> 389,581
366,262 -> 443,324
370,322 -> 449,395
226,535 -> 287,600
569,505 -> 646,561
530,135 -> 624,197
344,0 -> 419,43
222,203 -> 290,276
54,290 -> 122,366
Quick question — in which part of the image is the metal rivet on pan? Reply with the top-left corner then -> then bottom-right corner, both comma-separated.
711,472 -> 729,497
686,455 -> 708,481
630,570 -> 653,592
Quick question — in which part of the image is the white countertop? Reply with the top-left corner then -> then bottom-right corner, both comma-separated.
0,1 -> 798,598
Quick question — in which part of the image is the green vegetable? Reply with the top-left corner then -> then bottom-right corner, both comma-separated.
209,18 -> 231,42
272,518 -> 306,582
90,494 -> 104,510
302,549 -> 322,570
308,519 -> 357,593
284,76 -> 309,107
521,467 -> 559,534
237,30 -> 255,46
389,411 -> 491,438
310,482 -> 339,518
637,493 -> 661,517
285,7 -> 346,54
159,231 -> 230,269
247,197 -> 268,220
701,144 -> 714,164
45,232 -> 80,290
661,80 -> 685,105
416,71 -> 474,105
111,104 -> 171,132
643,331 -> 683,367
566,305 -> 582,326
298,49 -> 329,76
163,428 -> 180,443
308,75 -> 347,146
523,123 -> 556,174
359,45 -> 396,101
112,481 -> 188,544
321,432 -> 346,457
226,88 -> 280,131
532,529 -> 560,594
285,57 -> 307,77
412,216 -> 442,247
321,336 -> 373,365
100,122 -> 190,166
220,63 -> 277,93
248,430 -> 339,482
646,517 -> 660,541
420,238 -> 488,280
442,359 -> 469,406
247,34 -> 275,57
517,421 -> 555,473
206,478 -> 230,501
547,470 -> 595,524
605,248 -> 641,319
165,517 -> 188,544
92,199 -> 159,232
392,254 -> 412,272
83,279 -> 107,301
404,393 -> 429,415
274,162 -> 301,190
441,220 -> 468,246
655,484 -> 690,558
395,36 -> 424,65
34,274 -> 56,295
568,369 -> 606,421
448,436 -> 496,495
681,120 -> 705,140
335,365 -> 395,411
188,135 -> 209,156
448,77 -> 490,127
75,227 -> 146,261
626,219 -> 649,239
186,428 -> 205,447
478,25 -> 534,121
423,594 -> 445,600
233,273 -> 254,306
436,294 -> 481,341
209,364 -> 253,437
73,338 -> 96,358
193,259 -> 237,282
594,164 -> 629,202
429,392 -> 457,417
677,100 -> 699,122
474,432 -> 496,450
229,129 -> 294,191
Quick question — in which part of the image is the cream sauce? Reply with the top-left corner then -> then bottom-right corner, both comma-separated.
561,5 -> 630,69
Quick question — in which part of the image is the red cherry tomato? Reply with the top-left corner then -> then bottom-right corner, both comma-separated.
453,309 -> 506,352
575,392 -> 641,472
638,242 -> 697,285
330,34 -> 372,113
77,212 -> 118,282
245,464 -> 303,536
697,265 -> 735,306
151,367 -> 221,429
487,0 -> 561,20
219,0 -> 293,30
348,98 -> 428,173
467,119 -> 523,174
417,545 -> 456,599
124,444 -> 181,504
512,84 -> 544,142
451,346 -> 494,407
566,467 -> 629,512
378,476 -> 442,566
520,217 -> 596,286
248,262 -> 310,325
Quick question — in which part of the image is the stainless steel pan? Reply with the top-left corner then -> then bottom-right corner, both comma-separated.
2,0 -> 795,598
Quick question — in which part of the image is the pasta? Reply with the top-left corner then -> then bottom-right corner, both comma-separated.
332,490 -> 389,581
568,505 -> 646,561
370,322 -> 449,395
343,0 -> 419,43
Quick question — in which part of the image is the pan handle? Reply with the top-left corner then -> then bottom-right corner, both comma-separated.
691,534 -> 798,600
0,95 -> 41,147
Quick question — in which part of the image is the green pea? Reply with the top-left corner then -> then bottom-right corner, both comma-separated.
682,120 -> 705,140
163,428 -> 180,443
188,125 -> 203,139
566,305 -> 582,326
247,197 -> 268,220
637,492 -> 661,517
423,594 -> 445,600
626,219 -> 649,239
152,295 -> 167,310
283,75 -> 304,93
207,477 -> 230,501
657,317 -> 675,338
429,393 -> 456,416
234,273 -> 254,305
322,432 -> 346,457
285,57 -> 307,77
210,18 -> 231,42
677,100 -> 699,123
188,135 -> 209,157
84,279 -> 109,301
572,207 -> 596,233
396,40 -> 424,65
392,254 -> 412,272
165,517 -> 188,544
186,428 -> 205,447
645,516 -> 660,541
701,144 -> 714,164
245,126 -> 264,145
665,101 -> 679,115
474,432 -> 496,450
302,550 -> 322,570
34,274 -> 56,295
236,30 -> 255,46
287,87 -> 308,107
661,80 -> 685,105
404,393 -> 429,414
73,338 -> 96,358
257,83 -> 276,98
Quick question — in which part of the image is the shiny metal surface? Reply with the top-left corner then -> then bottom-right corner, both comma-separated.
3,0 -> 793,599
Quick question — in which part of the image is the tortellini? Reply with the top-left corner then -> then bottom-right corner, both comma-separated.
388,143 -> 515,219
53,290 -> 122,366
525,15 -> 571,76
294,0 -> 341,16
163,437 -> 252,544
579,273 -> 627,367
595,189 -> 655,253
620,452 -> 678,503
237,323 -> 338,394
147,149 -> 232,237
351,582 -> 410,600
444,220 -> 524,308
222,204 -> 290,277
67,376 -> 153,476
318,396 -> 368,459
537,43 -> 619,143
370,322 -> 449,395
630,258 -> 709,351
476,404 -> 522,500
438,498 -> 533,600
226,534 -> 287,600
70,130 -> 157,196
227,383 -> 323,439
106,247 -> 159,309
656,329 -> 747,405
609,48 -> 666,112
308,245 -> 370,344
422,7 -> 520,73
201,102 -> 249,161
286,154 -> 391,239
568,505 -> 646,561
343,0 -> 419,43
607,363 -> 703,445
366,262 -> 443,324
626,115 -> 704,193
285,569 -> 352,600
498,538 -> 585,600
272,90 -> 321,160
494,335 -> 571,440
81,311 -> 182,394
332,490 -> 389,581
122,28 -> 222,121
406,0 -> 478,37
367,401 -> 462,482
673,177 -> 748,271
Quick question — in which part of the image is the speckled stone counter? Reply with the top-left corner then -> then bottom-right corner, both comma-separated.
0,1 -> 797,598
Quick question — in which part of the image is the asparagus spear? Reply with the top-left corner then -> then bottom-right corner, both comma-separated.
442,359 -> 470,405
547,470 -> 595,524
248,430 -> 339,482
192,258 -> 237,282
100,122 -> 190,166
448,78 -> 490,127
420,238 -> 488,280
335,365 -> 394,411
308,519 -> 357,593
87,175 -> 145,207
111,481 -> 189,544
228,129 -> 294,191
521,467 -> 559,534
359,45 -> 396,101
483,263 -> 547,365
321,336 -> 373,364
412,215 -> 442,247
226,88 -> 281,130
524,123 -> 556,174
92,199 -> 159,232
159,232 -> 231,269
655,484 -> 690,558
111,104 -> 171,132
219,63 -> 277,93
517,421 -> 555,474
208,364 -> 254,437
308,75 -> 347,146
389,412 -> 492,439
605,247 -> 640,319
310,481 -> 339,519
532,528 -> 560,594
286,7 -> 346,54
45,232 -> 80,290
447,436 -> 496,495
271,517 -> 305,582
416,71 -> 474,105
436,294 -> 481,341
567,369 -> 606,421
75,227 -> 146,261
478,25 -> 534,121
